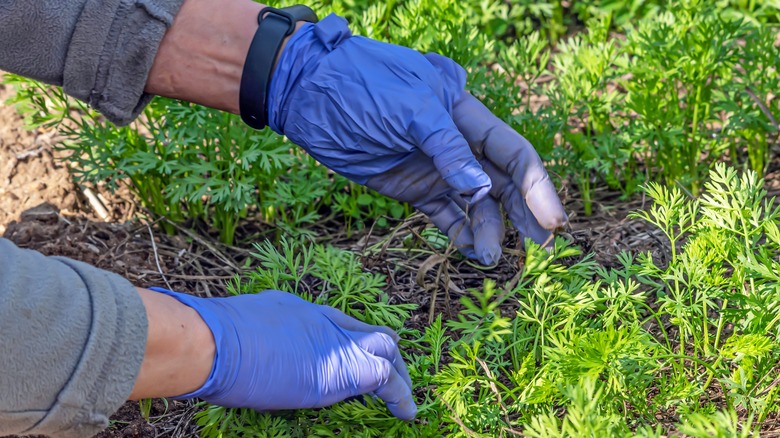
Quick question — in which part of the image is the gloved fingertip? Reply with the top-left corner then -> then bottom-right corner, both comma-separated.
478,246 -> 501,266
374,362 -> 417,420
543,212 -> 569,232
388,398 -> 418,421
524,181 -> 569,231
560,211 -> 571,229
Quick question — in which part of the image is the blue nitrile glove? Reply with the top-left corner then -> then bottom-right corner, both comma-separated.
268,15 -> 567,265
149,287 -> 416,420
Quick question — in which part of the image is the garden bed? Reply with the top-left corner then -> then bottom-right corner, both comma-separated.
0,81 -> 672,436
4,1 -> 780,436
5,112 -> 780,436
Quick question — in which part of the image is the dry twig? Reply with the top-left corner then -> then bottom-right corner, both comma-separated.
147,223 -> 172,290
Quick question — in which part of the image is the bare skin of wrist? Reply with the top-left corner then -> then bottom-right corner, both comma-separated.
146,0 -> 303,114
129,288 -> 215,399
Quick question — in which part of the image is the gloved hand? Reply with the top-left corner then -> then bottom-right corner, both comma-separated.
268,15 -> 567,265
148,287 -> 416,420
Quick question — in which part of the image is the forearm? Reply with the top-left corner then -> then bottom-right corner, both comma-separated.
146,0 -> 303,114
129,288 -> 216,399
145,0 -> 263,114
0,237 -> 215,436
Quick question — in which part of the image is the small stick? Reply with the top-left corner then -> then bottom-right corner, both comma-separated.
15,145 -> 46,160
475,357 -> 511,424
163,218 -> 240,271
3,157 -> 18,186
82,187 -> 110,221
745,87 -> 779,133
437,395 -> 480,438
146,223 -> 173,291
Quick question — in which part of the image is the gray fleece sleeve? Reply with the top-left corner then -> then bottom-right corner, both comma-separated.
0,238 -> 148,438
0,0 -> 185,125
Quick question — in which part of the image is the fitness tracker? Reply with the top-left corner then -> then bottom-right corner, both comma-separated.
239,5 -> 318,129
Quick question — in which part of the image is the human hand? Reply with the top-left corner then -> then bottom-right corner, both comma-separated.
268,15 -> 567,265
149,288 -> 416,420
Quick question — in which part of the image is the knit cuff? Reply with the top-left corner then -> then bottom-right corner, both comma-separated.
62,0 -> 185,126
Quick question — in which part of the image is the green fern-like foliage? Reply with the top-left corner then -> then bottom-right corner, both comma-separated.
200,166 -> 779,436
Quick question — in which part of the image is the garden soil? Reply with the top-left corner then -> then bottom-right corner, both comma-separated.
0,82 -> 77,234
5,80 -> 780,436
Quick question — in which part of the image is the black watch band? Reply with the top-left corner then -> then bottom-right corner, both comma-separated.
240,5 -> 318,130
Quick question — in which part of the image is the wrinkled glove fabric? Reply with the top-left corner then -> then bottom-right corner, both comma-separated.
150,287 -> 417,420
268,14 -> 492,198
269,15 -> 567,264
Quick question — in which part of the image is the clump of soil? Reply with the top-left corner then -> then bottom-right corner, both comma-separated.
0,83 -> 77,234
